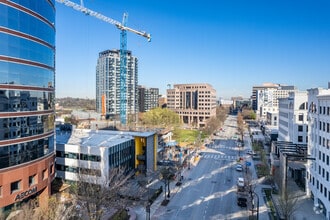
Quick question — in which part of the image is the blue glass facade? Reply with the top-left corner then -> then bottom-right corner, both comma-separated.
0,1 -> 55,168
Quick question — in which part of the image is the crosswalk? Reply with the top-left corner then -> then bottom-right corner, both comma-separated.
201,153 -> 238,160
208,145 -> 240,150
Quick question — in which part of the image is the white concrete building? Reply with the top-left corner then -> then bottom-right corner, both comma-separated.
55,128 -> 158,185
307,86 -> 330,219
252,83 -> 296,120
278,91 -> 308,144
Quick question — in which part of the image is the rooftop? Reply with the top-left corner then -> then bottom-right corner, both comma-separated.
56,129 -> 156,148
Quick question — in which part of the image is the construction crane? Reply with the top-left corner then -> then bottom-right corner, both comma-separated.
55,0 -> 151,126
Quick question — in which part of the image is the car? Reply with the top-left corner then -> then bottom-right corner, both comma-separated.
246,150 -> 255,155
237,197 -> 247,207
237,177 -> 245,187
236,164 -> 243,172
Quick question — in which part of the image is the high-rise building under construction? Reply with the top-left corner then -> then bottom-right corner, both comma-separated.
96,49 -> 138,119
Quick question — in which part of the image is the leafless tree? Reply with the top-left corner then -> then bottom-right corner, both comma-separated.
278,190 -> 299,220
66,167 -> 134,220
159,166 -> 177,204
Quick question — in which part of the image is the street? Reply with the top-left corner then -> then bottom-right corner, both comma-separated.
153,115 -> 250,220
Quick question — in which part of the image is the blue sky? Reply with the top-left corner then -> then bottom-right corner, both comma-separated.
55,0 -> 330,99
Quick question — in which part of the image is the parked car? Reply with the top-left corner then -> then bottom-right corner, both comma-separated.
237,197 -> 247,207
246,150 -> 256,155
236,164 -> 243,172
237,177 -> 245,187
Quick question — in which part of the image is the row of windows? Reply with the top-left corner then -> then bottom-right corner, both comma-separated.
298,125 -> 308,132
318,152 -> 330,166
319,106 -> 330,116
310,174 -> 330,203
9,0 -> 55,23
56,151 -> 101,162
109,142 -> 134,168
0,115 -> 55,141
56,164 -> 101,177
0,136 -> 54,169
0,90 -> 54,111
0,62 -> 54,88
0,33 -> 54,66
0,4 -> 55,46
108,141 -> 134,154
319,121 -> 330,133
0,166 -> 52,197
318,136 -> 330,149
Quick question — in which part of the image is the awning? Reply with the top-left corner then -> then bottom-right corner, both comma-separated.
288,161 -> 306,170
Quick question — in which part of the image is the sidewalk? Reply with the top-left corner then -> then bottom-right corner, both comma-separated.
131,155 -> 200,220
244,132 -> 326,220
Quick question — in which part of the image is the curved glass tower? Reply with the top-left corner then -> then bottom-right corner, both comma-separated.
0,0 -> 56,211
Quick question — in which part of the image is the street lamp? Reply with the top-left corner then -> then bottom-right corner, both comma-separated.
250,191 -> 259,220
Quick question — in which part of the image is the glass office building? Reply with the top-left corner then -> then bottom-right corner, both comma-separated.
0,0 -> 56,211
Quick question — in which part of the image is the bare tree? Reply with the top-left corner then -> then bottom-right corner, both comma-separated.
278,190 -> 299,220
159,166 -> 177,205
66,167 -> 133,220
237,112 -> 245,142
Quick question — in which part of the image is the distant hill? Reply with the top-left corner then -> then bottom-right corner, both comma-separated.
56,97 -> 96,110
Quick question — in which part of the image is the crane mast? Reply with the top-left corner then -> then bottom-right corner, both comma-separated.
55,0 -> 151,126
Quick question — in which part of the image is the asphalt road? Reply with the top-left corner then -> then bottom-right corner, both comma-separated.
155,115 -> 250,220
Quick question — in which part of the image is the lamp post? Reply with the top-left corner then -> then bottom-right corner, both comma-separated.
249,188 -> 259,220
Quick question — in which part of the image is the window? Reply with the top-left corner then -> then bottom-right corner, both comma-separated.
298,114 -> 304,121
0,185 -> 2,197
325,187 -> 327,198
42,169 -> 48,180
50,164 -> 54,174
298,125 -> 303,132
11,180 -> 21,194
298,136 -> 303,142
29,174 -> 36,186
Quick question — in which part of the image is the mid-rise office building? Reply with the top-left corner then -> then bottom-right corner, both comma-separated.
138,86 -> 159,112
96,50 -> 138,118
56,128 -> 158,183
166,83 -> 217,128
278,91 -> 308,144
307,86 -> 330,219
0,1 -> 56,211
252,83 -> 296,119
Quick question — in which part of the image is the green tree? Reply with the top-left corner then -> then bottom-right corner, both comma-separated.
140,108 -> 180,128
241,109 -> 256,120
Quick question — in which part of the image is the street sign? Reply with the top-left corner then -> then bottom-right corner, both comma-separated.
246,161 -> 251,167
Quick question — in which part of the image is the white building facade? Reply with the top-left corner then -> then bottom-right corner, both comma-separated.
307,86 -> 330,219
278,91 -> 308,144
56,129 -> 135,185
252,83 -> 296,120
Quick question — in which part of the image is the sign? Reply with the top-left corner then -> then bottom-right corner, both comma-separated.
15,186 -> 37,201
246,161 -> 251,167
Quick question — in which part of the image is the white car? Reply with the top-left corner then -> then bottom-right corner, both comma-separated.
237,177 -> 245,187
236,164 -> 243,172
